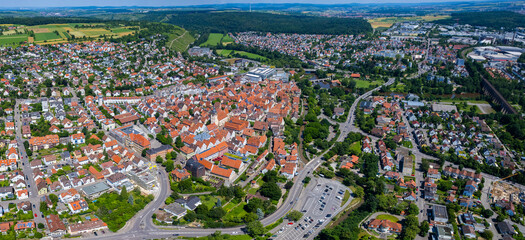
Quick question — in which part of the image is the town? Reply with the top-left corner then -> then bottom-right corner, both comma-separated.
0,4 -> 525,240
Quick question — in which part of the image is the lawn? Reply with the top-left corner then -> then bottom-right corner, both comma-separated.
349,142 -> 362,155
222,34 -> 234,43
341,190 -> 351,207
376,214 -> 399,223
35,32 -> 61,41
80,28 -> 113,37
368,15 -> 450,29
200,196 -> 221,209
200,33 -> 224,47
354,79 -> 384,89
0,35 -> 28,45
217,49 -> 267,61
224,202 -> 247,221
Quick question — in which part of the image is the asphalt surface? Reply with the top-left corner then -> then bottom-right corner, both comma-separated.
274,178 -> 352,240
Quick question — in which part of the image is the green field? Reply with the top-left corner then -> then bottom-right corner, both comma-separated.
0,35 -> 28,45
368,15 -> 450,29
216,49 -> 267,61
35,32 -> 61,41
200,33 -> 234,47
376,214 -> 399,223
0,23 -> 139,46
354,79 -> 385,89
201,33 -> 224,47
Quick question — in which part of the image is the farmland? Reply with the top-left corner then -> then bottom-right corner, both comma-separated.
368,15 -> 450,29
0,23 -> 137,46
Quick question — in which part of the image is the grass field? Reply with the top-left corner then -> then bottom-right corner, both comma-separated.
354,79 -> 385,89
341,190 -> 351,207
0,23 -> 139,46
349,142 -> 362,155
216,49 -> 267,61
224,202 -> 247,221
368,15 -> 450,29
376,214 -> 399,223
201,33 -> 234,47
35,32 -> 61,41
0,35 -> 28,45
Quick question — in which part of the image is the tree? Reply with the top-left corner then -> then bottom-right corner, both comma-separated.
165,160 -> 175,172
354,186 -> 364,198
49,194 -> 58,204
480,230 -> 493,240
119,186 -> 128,201
256,208 -> 264,220
156,156 -> 164,163
287,210 -> 303,222
259,182 -> 282,201
242,212 -> 258,223
245,220 -> 265,237
38,223 -> 45,229
285,181 -> 294,189
407,203 -> 419,216
141,149 -> 147,157
419,221 -> 429,237
303,176 -> 311,184
482,209 -> 494,218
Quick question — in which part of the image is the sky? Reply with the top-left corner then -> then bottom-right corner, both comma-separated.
3,0 -> 493,8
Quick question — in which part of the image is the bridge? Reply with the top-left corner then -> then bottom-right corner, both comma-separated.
309,77 -> 331,83
481,78 -> 518,114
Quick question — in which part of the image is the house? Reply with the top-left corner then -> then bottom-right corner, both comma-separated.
106,172 -> 128,188
495,200 -> 515,216
497,221 -> 516,236
16,189 -> 28,199
68,220 -> 108,235
0,186 -> 14,198
45,214 -> 67,237
59,189 -> 80,203
71,133 -> 85,145
14,221 -> 35,231
463,180 -> 478,197
367,219 -> 402,234
164,202 -> 187,219
427,168 -> 441,179
28,134 -> 59,151
68,199 -> 89,214
175,196 -> 202,211
81,182 -> 111,199
171,169 -> 191,182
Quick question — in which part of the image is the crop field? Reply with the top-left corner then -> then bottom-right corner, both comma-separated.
0,35 -> 28,45
35,32 -> 61,41
0,23 -> 138,46
368,15 -> 450,28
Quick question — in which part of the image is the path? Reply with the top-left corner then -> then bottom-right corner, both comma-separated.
169,30 -> 188,50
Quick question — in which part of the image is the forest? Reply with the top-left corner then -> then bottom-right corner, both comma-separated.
434,11 -> 525,29
153,11 -> 372,35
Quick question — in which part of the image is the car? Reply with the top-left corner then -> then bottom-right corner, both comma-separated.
22,162 -> 24,165
41,214 -> 44,218
32,204 -> 35,208
172,234 -> 179,236
27,184 -> 30,188
94,232 -> 98,236
34,213 -> 37,217
319,208 -> 323,211
288,222 -> 294,225
102,231 -> 105,234
326,214 -> 332,218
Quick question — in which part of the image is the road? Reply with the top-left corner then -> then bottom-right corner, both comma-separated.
13,99 -> 45,226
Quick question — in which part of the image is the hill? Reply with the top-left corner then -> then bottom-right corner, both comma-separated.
433,11 -> 525,29
154,11 -> 372,35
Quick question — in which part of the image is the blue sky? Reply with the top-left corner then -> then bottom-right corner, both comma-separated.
3,0 -> 493,8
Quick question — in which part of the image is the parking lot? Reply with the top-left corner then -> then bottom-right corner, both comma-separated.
273,178 -> 351,240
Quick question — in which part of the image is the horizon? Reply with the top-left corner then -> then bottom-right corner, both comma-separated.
1,0 -> 507,9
